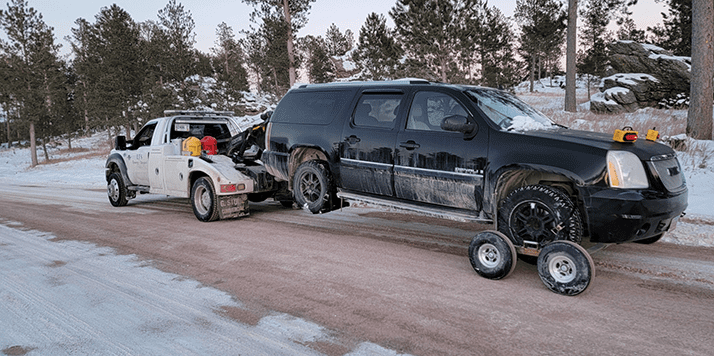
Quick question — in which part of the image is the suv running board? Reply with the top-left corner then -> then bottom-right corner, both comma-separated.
337,189 -> 493,224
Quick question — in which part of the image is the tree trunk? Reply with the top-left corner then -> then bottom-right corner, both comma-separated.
564,0 -> 578,112
282,0 -> 297,87
124,124 -> 133,141
529,55 -> 535,93
82,81 -> 89,134
41,137 -> 49,162
29,122 -> 37,167
687,0 -> 714,140
5,114 -> 9,145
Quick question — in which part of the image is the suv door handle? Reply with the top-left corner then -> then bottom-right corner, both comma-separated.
399,141 -> 420,150
346,135 -> 361,144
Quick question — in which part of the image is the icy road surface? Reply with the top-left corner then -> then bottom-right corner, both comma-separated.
0,223 -> 406,356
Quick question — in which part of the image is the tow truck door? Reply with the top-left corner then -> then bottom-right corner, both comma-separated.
126,122 -> 157,186
339,91 -> 405,196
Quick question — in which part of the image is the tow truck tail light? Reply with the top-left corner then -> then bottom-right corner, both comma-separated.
613,127 -> 638,143
220,184 -> 245,193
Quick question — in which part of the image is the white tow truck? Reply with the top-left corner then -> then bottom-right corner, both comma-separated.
105,110 -> 286,221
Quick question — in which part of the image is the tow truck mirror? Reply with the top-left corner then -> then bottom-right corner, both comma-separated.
115,135 -> 126,150
260,110 -> 273,122
441,115 -> 476,135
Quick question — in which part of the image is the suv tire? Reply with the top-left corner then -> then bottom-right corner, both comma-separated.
498,184 -> 583,247
293,161 -> 332,214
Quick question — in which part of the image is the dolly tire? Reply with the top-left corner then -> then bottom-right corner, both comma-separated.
468,230 -> 517,280
537,241 -> 594,296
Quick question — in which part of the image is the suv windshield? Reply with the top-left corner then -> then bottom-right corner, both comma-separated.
466,88 -> 556,131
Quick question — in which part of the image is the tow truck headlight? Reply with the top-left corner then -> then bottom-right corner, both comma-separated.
607,151 -> 649,189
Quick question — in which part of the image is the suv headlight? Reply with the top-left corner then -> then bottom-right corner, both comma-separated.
607,151 -> 649,189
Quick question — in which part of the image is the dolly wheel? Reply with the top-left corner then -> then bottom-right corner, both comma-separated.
537,241 -> 595,296
468,230 -> 517,280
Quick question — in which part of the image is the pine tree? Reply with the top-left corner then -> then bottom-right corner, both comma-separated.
647,0 -> 692,56
69,5 -> 143,139
300,35 -> 335,83
578,0 -> 615,100
0,0 -> 64,166
158,0 -> 199,106
325,23 -> 352,56
476,6 -> 519,88
515,0 -> 567,92
212,22 -> 249,95
390,0 -> 464,82
240,29 -> 267,93
616,16 -> 646,42
137,19 -> 179,121
157,0 -> 197,82
242,0 -> 317,87
352,12 -> 402,81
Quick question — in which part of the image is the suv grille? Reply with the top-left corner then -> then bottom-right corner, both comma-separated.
648,155 -> 686,193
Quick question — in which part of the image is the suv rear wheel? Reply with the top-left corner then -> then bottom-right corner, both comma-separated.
498,184 -> 583,247
293,161 -> 332,214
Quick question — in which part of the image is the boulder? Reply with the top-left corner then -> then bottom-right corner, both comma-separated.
591,41 -> 691,114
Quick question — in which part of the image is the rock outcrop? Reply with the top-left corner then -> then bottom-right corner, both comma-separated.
590,41 -> 691,114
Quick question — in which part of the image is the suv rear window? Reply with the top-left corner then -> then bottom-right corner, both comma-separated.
271,90 -> 352,125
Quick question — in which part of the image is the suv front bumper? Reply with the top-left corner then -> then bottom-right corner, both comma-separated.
584,187 -> 688,243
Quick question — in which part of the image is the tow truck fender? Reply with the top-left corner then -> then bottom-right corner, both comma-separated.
105,152 -> 134,186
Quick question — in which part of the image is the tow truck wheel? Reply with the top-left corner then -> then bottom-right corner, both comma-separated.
468,230 -> 517,280
293,161 -> 332,214
537,241 -> 594,296
191,177 -> 220,222
107,173 -> 128,207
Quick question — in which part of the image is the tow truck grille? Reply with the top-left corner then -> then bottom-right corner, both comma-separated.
648,155 -> 686,193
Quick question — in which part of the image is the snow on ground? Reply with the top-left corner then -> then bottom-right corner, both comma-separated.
0,222 -> 405,356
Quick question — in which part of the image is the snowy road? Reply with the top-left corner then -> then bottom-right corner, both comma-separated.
1,183 -> 714,355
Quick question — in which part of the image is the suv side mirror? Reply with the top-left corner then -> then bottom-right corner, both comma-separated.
441,115 -> 476,135
115,135 -> 126,150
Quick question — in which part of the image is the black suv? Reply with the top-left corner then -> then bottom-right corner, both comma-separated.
262,79 -> 687,253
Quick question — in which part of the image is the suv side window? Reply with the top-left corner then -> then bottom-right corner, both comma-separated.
353,93 -> 403,129
271,90 -> 352,125
407,91 -> 468,131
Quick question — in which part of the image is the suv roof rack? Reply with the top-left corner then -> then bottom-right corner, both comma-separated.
296,79 -> 431,89
164,110 -> 234,116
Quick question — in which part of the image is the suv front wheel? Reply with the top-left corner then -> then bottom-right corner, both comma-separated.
498,184 -> 583,247
293,161 -> 332,214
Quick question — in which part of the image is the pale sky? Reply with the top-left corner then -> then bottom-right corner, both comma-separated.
25,0 -> 666,57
